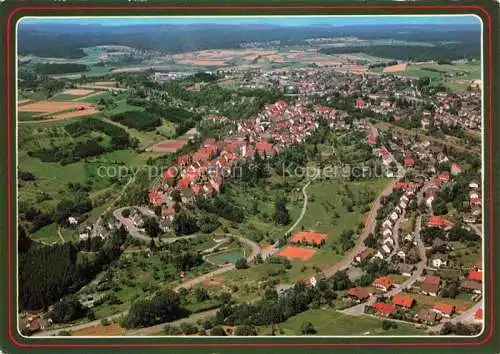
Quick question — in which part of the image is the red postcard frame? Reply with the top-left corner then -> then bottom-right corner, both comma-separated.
4,4 -> 494,349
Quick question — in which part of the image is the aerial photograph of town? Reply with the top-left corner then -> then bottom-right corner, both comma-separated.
17,15 -> 483,337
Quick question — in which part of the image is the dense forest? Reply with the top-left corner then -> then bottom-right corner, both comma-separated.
19,226 -> 129,311
34,63 -> 88,75
65,118 -> 135,149
110,111 -> 162,131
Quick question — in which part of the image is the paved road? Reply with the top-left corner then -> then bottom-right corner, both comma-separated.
125,309 -> 219,336
92,176 -> 135,238
113,207 -> 152,243
323,180 -> 397,278
261,177 -> 316,259
429,301 -> 483,333
33,312 -> 127,337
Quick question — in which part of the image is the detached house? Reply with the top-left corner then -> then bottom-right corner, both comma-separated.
420,275 -> 441,297
373,276 -> 393,292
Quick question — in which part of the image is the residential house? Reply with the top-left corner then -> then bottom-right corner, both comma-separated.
345,287 -> 370,303
427,216 -> 455,231
420,275 -> 441,296
433,303 -> 455,318
382,219 -> 393,229
355,248 -> 373,264
461,280 -> 482,294
451,163 -> 463,176
381,243 -> 392,254
392,294 -> 415,309
373,276 -> 393,292
383,228 -> 393,238
415,310 -> 442,325
372,303 -> 396,317
475,260 -> 483,272
374,250 -> 385,260
68,217 -> 78,225
468,271 -> 482,283
431,255 -> 449,269
383,236 -> 395,247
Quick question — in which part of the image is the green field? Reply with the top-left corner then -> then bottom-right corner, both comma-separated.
258,308 -> 427,336
18,111 -> 44,121
403,62 -> 481,92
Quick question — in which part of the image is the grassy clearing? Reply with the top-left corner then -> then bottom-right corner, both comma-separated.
449,241 -> 481,268
30,223 -> 60,244
409,293 -> 476,314
18,111 -> 44,121
258,308 -> 426,336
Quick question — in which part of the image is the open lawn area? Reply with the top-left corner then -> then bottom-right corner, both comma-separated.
408,293 -> 476,314
258,308 -> 426,336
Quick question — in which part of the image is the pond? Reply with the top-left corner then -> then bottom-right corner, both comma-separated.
205,249 -> 245,265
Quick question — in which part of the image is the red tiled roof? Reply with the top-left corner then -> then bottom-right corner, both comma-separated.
475,308 -> 483,319
404,158 -> 415,167
427,216 -> 454,229
291,231 -> 327,245
372,303 -> 395,314
468,271 -> 482,282
461,280 -> 482,291
373,276 -> 393,289
475,260 -> 483,270
434,303 -> 455,315
392,294 -> 415,308
424,275 -> 441,286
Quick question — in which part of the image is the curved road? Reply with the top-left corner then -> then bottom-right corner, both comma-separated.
262,177 -> 316,259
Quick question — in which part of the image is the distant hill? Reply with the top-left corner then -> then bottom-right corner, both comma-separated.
18,23 -> 480,60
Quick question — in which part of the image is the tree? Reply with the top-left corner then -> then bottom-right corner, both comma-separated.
234,325 -> 258,336
273,198 -> 290,225
382,320 -> 392,331
211,326 -> 227,336
172,189 -> 182,204
194,287 -> 210,302
50,295 -> 87,324
235,258 -> 249,269
121,209 -> 131,218
300,322 -> 317,335
144,217 -> 161,238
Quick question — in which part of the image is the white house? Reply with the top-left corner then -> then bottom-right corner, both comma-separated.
432,257 -> 448,269
469,181 -> 480,189
374,251 -> 384,260
383,228 -> 393,237
397,250 -> 406,259
79,232 -> 89,241
68,217 -> 78,225
404,233 -> 415,243
383,219 -> 393,229
382,244 -> 392,254
395,206 -> 403,215
383,236 -> 395,247
426,196 -> 435,208
390,212 -> 399,221
399,201 -> 408,210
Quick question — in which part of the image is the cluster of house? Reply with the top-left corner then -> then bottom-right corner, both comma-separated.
434,92 -> 481,130
147,100 -> 349,221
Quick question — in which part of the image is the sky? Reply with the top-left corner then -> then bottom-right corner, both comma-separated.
20,15 -> 481,27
